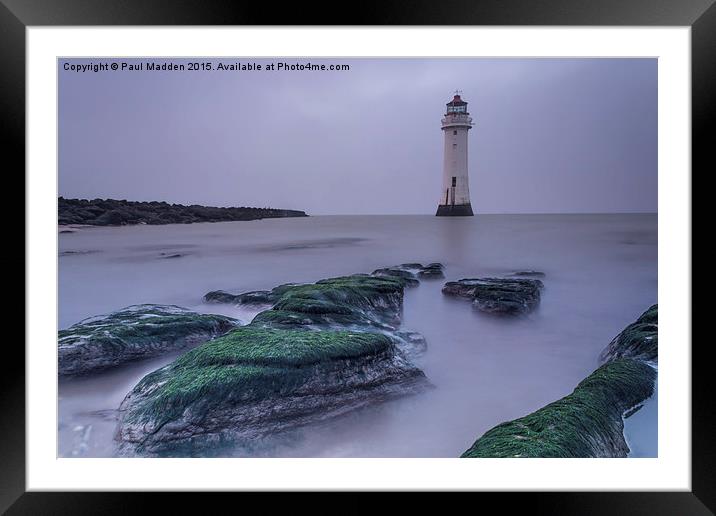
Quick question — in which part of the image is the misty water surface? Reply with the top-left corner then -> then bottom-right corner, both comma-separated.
58,214 -> 657,458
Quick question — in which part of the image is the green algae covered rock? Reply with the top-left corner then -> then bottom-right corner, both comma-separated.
461,359 -> 656,458
461,304 -> 658,458
116,272 -> 433,455
251,274 -> 408,329
58,305 -> 239,376
116,326 -> 427,455
600,304 -> 658,364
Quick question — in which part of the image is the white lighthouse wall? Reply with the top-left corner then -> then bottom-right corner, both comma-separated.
440,127 -> 471,206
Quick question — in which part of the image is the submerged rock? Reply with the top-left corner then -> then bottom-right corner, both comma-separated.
58,305 -> 239,376
203,283 -> 298,306
509,270 -> 546,278
371,262 -> 445,285
116,273 -> 431,455
461,359 -> 656,458
461,305 -> 658,458
394,330 -> 429,358
371,267 -> 420,287
442,277 -> 543,315
599,304 -> 658,363
418,262 -> 446,279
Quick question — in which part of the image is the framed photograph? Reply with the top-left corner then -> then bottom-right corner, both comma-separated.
7,0 -> 708,512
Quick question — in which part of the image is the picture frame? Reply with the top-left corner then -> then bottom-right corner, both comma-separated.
5,0 -> 708,511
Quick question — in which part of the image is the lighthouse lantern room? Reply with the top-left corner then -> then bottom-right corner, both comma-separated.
436,92 -> 474,216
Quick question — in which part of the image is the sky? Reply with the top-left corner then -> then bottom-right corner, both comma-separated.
59,58 -> 657,215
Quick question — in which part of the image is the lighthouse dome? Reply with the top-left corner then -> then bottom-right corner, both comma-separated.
446,94 -> 467,107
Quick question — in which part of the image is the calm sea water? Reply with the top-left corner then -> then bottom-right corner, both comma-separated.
58,214 -> 658,458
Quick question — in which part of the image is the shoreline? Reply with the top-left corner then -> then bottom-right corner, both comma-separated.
58,197 -> 308,227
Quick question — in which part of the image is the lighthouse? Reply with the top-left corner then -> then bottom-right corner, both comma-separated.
436,92 -> 474,216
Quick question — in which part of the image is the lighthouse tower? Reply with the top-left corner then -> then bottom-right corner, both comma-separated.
436,92 -> 474,216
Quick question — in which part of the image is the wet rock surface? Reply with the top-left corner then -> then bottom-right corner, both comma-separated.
59,305 -> 239,376
116,272 -> 432,456
371,262 -> 445,285
203,283 -> 298,306
442,277 -> 543,315
461,305 -> 658,458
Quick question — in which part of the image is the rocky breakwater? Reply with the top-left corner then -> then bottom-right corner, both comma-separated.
461,304 -> 658,458
116,273 -> 431,456
59,305 -> 239,376
442,276 -> 544,315
58,197 -> 308,226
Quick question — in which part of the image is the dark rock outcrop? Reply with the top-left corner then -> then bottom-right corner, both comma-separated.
58,305 -> 239,376
203,283 -> 297,306
461,305 -> 658,458
442,277 -> 543,315
510,270 -> 546,278
58,197 -> 308,226
371,262 -> 445,286
418,263 -> 446,278
461,359 -> 656,458
116,273 -> 431,455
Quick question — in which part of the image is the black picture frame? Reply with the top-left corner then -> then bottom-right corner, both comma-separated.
4,0 -> 708,512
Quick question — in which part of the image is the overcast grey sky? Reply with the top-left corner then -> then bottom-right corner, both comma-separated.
59,58 -> 656,214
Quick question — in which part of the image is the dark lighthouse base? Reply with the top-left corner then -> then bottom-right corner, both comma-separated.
436,204 -> 474,217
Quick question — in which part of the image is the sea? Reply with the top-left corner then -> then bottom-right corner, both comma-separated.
58,213 -> 658,458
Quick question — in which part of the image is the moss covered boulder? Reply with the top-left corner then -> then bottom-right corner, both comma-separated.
461,359 -> 656,458
461,305 -> 658,458
600,304 -> 658,364
58,305 -> 239,376
250,274 -> 409,330
442,277 -> 543,315
116,326 -> 428,455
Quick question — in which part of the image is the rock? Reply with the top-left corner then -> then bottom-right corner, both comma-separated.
116,273 -> 431,455
202,283 -> 298,306
58,305 -> 239,376
371,267 -> 420,287
371,262 -> 445,285
441,279 -> 482,299
394,330 -> 429,358
510,270 -> 546,278
418,263 -> 445,279
599,304 -> 658,364
461,304 -> 658,458
442,277 -> 543,315
203,290 -> 248,304
461,358 -> 656,458
253,274 -> 408,329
